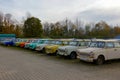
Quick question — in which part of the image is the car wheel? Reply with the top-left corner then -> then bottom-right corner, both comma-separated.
69,52 -> 77,59
95,55 -> 105,65
53,50 -> 57,56
42,48 -> 45,53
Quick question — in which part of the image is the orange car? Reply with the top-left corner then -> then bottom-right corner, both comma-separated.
19,39 -> 33,48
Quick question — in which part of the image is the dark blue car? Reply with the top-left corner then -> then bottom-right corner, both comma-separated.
2,39 -> 16,46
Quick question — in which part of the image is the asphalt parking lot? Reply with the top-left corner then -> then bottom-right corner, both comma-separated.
0,46 -> 120,80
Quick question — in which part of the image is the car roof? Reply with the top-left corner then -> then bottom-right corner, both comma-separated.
92,39 -> 120,42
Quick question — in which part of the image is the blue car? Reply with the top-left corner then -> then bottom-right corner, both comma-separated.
2,39 -> 16,46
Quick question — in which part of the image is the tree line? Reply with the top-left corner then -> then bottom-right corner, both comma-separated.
0,11 -> 120,39
43,20 -> 120,39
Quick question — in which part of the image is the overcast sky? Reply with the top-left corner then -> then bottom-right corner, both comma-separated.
0,0 -> 120,25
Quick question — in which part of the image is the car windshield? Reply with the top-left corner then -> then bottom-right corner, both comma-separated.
23,39 -> 27,42
43,40 -> 49,44
69,41 -> 78,46
50,41 -> 56,44
27,40 -> 33,42
55,41 -> 62,45
15,39 -> 20,42
63,41 -> 69,45
49,41 -> 61,45
5,39 -> 12,41
79,42 -> 87,46
32,40 -> 39,43
38,40 -> 44,43
89,41 -> 105,48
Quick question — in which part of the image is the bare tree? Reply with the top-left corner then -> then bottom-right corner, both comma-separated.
0,11 -> 4,33
0,11 -> 4,23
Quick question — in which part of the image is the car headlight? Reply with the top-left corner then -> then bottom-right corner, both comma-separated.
65,48 -> 68,52
76,50 -> 79,54
89,51 -> 94,58
38,46 -> 41,48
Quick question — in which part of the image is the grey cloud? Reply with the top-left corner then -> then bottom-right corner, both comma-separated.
1,0 -> 120,25
77,8 -> 120,25
0,0 -> 15,8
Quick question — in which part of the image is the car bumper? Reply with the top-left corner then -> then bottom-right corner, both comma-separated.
35,48 -> 40,51
29,47 -> 32,49
79,56 -> 94,62
57,51 -> 68,56
24,45 -> 29,48
45,49 -> 55,54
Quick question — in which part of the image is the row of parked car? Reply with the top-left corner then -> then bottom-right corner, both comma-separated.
0,38 -> 120,65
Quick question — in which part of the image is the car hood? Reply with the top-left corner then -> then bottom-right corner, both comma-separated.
59,46 -> 76,50
25,43 -> 30,45
45,45 -> 59,49
20,42 -> 25,44
77,48 -> 103,53
30,43 -> 37,45
37,44 -> 49,47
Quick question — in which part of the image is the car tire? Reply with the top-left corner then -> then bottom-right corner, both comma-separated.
95,55 -> 105,65
69,52 -> 77,59
42,48 -> 45,53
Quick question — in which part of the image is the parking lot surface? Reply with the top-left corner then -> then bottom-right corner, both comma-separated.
0,46 -> 120,80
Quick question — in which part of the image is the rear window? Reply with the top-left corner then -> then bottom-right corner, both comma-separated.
114,42 -> 120,48
106,42 -> 114,48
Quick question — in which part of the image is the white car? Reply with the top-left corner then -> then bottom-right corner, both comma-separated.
76,39 -> 120,65
57,40 -> 90,59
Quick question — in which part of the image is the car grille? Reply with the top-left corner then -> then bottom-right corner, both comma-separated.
46,48 -> 51,51
80,52 -> 90,56
58,49 -> 65,52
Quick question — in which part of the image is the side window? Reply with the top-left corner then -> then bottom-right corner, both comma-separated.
114,42 -> 120,48
98,42 -> 105,48
63,41 -> 68,45
106,42 -> 114,48
79,42 -> 85,46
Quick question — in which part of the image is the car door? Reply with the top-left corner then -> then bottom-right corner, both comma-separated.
105,42 -> 119,60
113,42 -> 120,59
78,41 -> 87,49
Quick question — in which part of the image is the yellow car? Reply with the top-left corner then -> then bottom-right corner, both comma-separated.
45,40 -> 69,55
